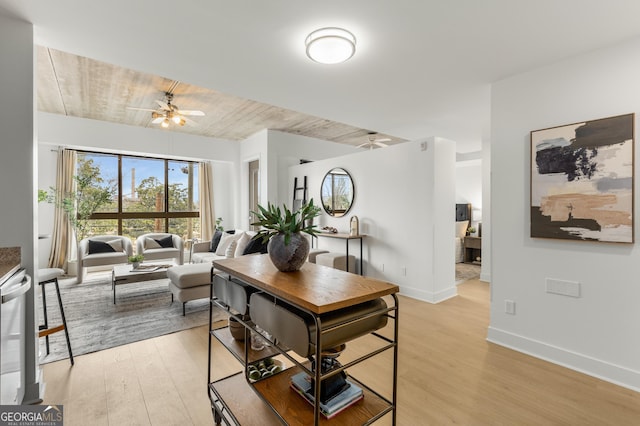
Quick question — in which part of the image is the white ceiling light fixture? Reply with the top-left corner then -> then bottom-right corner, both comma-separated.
305,27 -> 356,64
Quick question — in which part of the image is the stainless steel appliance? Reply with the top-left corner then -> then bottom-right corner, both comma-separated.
0,268 -> 31,405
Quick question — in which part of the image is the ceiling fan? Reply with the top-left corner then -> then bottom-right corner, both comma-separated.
127,92 -> 205,128
357,132 -> 391,150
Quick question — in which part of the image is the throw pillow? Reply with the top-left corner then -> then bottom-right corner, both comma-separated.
209,230 -> 223,252
88,239 -> 116,254
145,237 -> 162,249
156,235 -> 174,248
234,232 -> 251,257
242,236 -> 269,255
106,239 -> 123,253
215,232 -> 242,256
225,240 -> 237,258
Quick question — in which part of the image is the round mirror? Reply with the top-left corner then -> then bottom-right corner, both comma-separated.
321,168 -> 354,217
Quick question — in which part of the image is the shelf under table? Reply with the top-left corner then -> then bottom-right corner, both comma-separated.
210,373 -> 283,425
255,366 -> 390,425
211,326 -> 281,364
211,366 -> 391,426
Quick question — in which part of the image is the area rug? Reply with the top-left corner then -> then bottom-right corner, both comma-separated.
455,262 -> 481,283
36,270 -> 226,364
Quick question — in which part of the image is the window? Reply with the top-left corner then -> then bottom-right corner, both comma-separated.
77,151 -> 200,244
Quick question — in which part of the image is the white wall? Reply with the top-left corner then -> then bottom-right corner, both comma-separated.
455,159 -> 482,226
37,115 -> 360,244
489,35 -> 640,390
36,112 -> 241,242
290,138 -> 456,302
237,129 -> 359,230
0,11 -> 40,403
269,130 -> 358,207
38,112 -> 239,162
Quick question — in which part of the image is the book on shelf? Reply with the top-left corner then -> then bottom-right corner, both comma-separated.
289,371 -> 363,419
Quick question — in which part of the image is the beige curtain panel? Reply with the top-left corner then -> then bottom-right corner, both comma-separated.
199,161 -> 215,241
48,148 -> 77,270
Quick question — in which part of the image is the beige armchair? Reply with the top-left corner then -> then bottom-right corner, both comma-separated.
77,235 -> 133,283
135,233 -> 184,265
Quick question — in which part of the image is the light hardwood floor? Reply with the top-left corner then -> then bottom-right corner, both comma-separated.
41,280 -> 640,425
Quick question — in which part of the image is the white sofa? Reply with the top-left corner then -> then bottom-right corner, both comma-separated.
77,235 -> 133,283
136,233 -> 184,265
168,230 -> 268,314
190,230 -> 263,263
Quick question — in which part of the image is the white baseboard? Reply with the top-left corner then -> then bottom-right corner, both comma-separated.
400,285 -> 457,304
487,326 -> 640,392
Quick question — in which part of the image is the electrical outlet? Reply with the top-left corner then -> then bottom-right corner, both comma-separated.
381,263 -> 385,272
401,266 -> 407,276
505,300 -> 516,315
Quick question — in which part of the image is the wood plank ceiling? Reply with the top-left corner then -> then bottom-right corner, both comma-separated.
36,46 -> 405,147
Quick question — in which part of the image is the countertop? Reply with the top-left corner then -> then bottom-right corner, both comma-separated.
0,247 -> 21,285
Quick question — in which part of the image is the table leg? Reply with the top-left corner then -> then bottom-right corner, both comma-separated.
112,272 -> 116,304
360,237 -> 363,275
345,240 -> 350,273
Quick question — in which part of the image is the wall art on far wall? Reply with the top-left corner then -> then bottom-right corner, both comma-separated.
530,113 -> 634,243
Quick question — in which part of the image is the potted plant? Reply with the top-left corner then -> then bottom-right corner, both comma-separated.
251,199 -> 321,272
467,226 -> 476,236
128,254 -> 144,269
215,217 -> 225,232
45,157 -> 115,243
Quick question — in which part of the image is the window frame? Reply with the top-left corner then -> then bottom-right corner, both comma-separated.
77,150 -> 200,235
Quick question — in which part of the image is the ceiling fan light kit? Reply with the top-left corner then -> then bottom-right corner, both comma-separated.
356,132 -> 392,150
305,27 -> 356,64
127,91 -> 204,128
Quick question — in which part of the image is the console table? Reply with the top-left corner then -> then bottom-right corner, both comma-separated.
464,236 -> 482,264
208,254 -> 399,425
314,233 -> 366,274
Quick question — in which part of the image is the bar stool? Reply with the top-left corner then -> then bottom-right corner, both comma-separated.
38,268 -> 74,366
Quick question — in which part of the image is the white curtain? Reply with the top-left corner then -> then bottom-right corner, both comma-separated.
48,148 -> 77,269
199,161 -> 215,241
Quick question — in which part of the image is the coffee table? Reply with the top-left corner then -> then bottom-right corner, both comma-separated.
111,262 -> 175,304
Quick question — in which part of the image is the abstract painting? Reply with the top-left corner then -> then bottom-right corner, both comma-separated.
530,113 -> 634,243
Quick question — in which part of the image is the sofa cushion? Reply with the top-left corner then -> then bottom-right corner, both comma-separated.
242,235 -> 269,255
156,235 -> 174,248
192,252 -> 226,264
234,232 -> 251,257
215,232 -> 243,256
145,237 -> 162,249
88,239 -> 116,254
107,239 -> 124,253
209,229 -> 223,252
167,263 -> 213,289
225,240 -> 238,258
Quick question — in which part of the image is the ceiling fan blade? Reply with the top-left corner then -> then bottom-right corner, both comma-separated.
126,106 -> 158,112
374,141 -> 389,148
151,116 -> 165,124
375,138 -> 391,143
178,109 -> 205,116
182,116 -> 198,126
155,99 -> 170,110
356,142 -> 370,148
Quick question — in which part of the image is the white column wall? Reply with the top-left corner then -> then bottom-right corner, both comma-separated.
489,35 -> 640,390
0,12 -> 40,403
237,129 -> 364,230
290,138 -> 456,302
